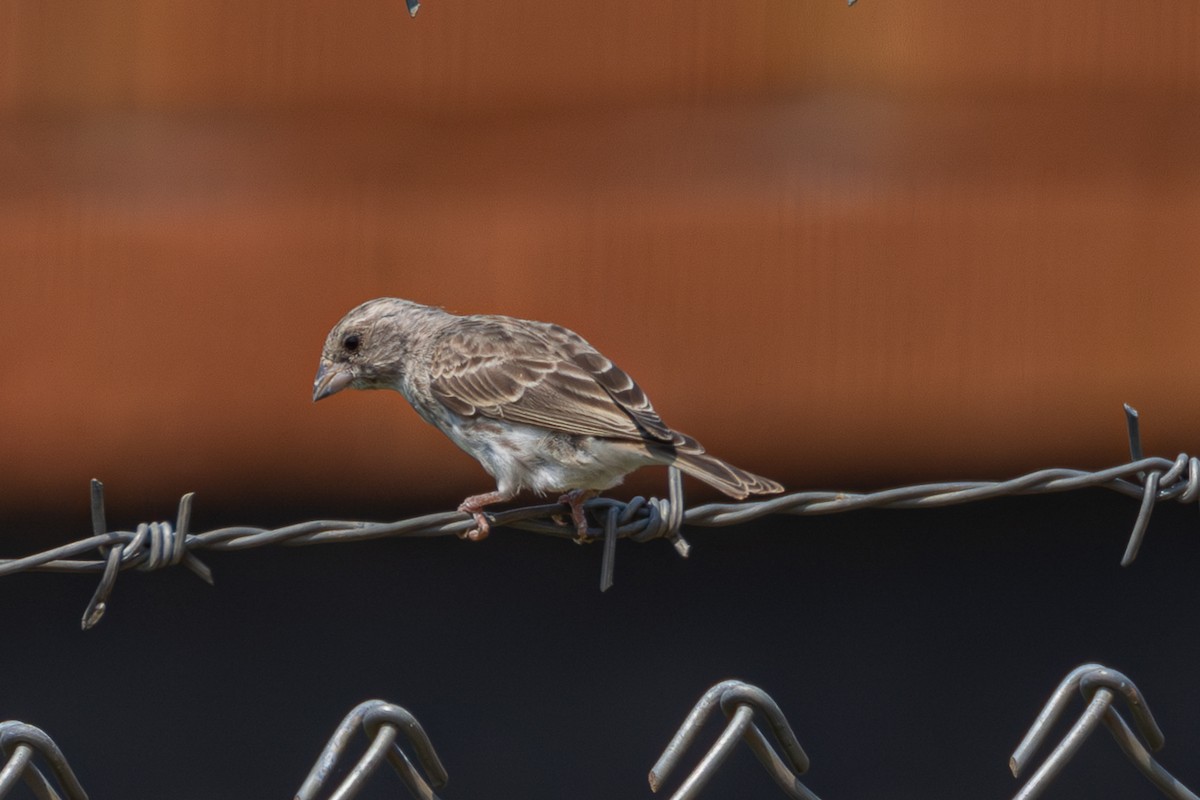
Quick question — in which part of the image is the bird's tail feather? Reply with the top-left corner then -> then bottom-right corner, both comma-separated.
652,435 -> 784,500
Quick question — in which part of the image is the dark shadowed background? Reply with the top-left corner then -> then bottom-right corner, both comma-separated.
2,2 -> 1199,798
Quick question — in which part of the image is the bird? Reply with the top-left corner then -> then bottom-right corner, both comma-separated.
312,298 -> 784,540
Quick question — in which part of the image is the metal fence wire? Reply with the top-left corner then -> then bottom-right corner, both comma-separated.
0,403 -> 1194,798
0,405 -> 1195,625
0,405 -> 1194,628
0,667 -> 1192,800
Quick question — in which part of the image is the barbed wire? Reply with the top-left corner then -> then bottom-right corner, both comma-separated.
4,666 -> 1191,800
0,405 -> 1195,628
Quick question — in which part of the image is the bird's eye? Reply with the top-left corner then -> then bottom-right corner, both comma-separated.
343,334 -> 361,352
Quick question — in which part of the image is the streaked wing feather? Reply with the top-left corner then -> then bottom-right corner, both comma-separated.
429,317 -> 676,442
564,337 -> 674,440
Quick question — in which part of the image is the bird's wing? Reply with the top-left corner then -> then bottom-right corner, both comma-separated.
428,317 -> 677,443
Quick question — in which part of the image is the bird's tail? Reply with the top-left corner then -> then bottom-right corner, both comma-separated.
652,434 -> 784,500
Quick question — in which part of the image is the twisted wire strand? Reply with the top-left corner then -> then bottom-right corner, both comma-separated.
1,406 -> 1195,627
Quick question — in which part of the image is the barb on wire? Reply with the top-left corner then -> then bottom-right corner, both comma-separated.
1010,663 -> 1197,800
78,481 -> 213,630
0,721 -> 89,800
649,680 -> 820,800
295,699 -> 448,800
0,405 -> 1194,626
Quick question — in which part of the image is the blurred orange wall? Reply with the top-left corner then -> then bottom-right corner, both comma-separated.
2,1 -> 1199,519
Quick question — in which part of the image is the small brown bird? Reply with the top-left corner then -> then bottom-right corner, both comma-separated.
313,298 -> 783,540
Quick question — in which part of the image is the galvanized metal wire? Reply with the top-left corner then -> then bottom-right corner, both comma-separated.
4,667 -> 1196,799
295,700 -> 448,800
650,680 -> 820,800
1011,663 -> 1197,800
0,405 -> 1195,627
0,722 -> 88,800
651,668 -> 1200,800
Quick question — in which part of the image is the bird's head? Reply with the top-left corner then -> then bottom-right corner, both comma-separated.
312,297 -> 441,402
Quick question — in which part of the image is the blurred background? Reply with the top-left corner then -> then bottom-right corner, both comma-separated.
2,2 -> 1199,798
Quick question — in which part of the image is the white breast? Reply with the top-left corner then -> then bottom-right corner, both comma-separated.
438,411 -> 655,497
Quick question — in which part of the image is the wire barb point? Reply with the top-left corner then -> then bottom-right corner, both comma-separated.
2,407 -> 1196,625
76,484 -> 213,629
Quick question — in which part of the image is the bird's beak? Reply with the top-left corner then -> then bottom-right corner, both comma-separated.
312,360 -> 354,402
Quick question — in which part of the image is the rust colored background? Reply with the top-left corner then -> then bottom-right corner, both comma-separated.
2,1 -> 1198,517
3,6 -> 1200,800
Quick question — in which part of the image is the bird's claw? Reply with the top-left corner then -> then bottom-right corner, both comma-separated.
556,491 -> 594,543
457,507 -> 491,541
551,512 -> 590,542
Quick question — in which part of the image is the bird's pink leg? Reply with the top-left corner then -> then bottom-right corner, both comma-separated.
556,489 -> 598,542
457,491 -> 511,541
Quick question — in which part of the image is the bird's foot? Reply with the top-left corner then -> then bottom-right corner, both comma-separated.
556,490 -> 597,543
457,491 -> 510,541
458,509 -> 491,541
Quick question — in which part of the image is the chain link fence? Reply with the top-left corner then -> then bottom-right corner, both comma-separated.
2,667 -> 1192,800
